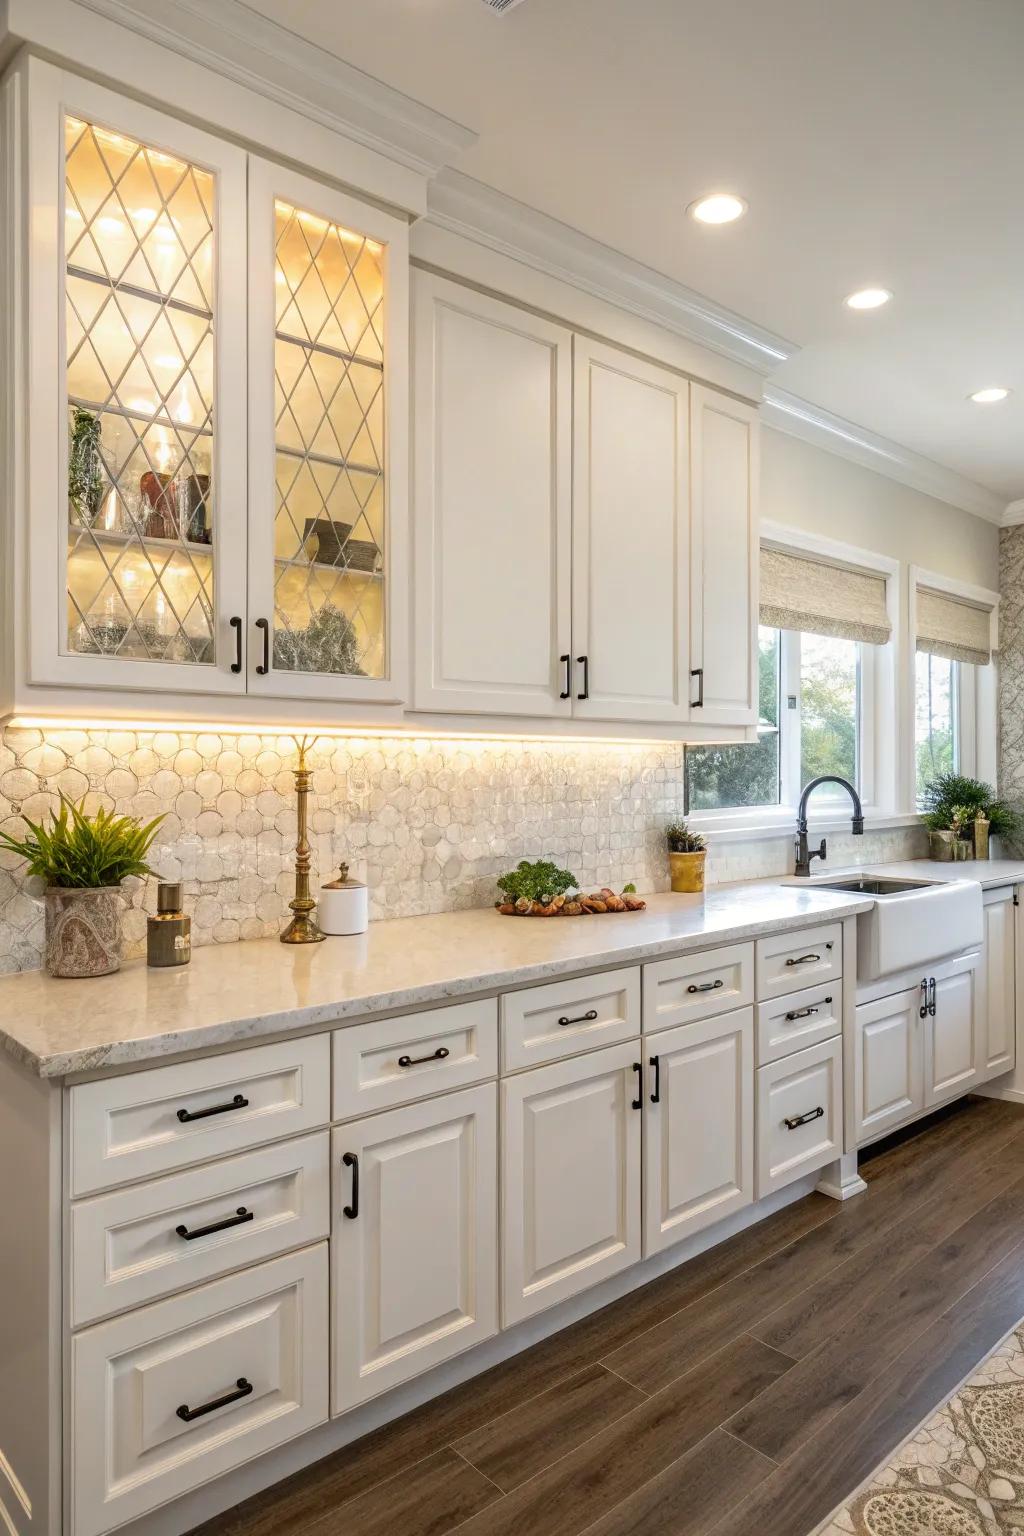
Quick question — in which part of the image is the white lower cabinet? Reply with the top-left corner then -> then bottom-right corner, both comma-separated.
926,951 -> 983,1107
643,1008 -> 753,1256
331,1084 -> 498,1413
854,986 -> 923,1144
71,1244 -> 329,1536
756,1036 -> 842,1197
983,888 -> 1017,1078
501,1040 -> 641,1326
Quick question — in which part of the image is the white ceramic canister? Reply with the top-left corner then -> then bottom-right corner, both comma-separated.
318,864 -> 369,935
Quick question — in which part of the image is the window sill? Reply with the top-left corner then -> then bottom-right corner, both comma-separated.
687,810 -> 923,845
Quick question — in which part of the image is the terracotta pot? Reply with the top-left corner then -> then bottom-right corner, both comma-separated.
669,849 -> 706,894
44,886 -> 122,978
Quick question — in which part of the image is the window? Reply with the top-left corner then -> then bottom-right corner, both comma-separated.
685,628 -> 864,816
915,649 -> 959,805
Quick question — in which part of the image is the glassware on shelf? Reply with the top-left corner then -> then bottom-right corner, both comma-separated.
63,113 -> 216,664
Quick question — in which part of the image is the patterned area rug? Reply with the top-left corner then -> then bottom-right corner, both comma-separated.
816,1322 -> 1024,1535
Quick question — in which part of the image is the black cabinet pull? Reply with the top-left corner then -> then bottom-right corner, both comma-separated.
559,654 -> 571,700
177,1377 -> 253,1423
785,953 -> 821,967
919,977 -> 929,1019
687,979 -> 723,995
784,1105 -> 824,1130
650,1054 -> 661,1104
784,997 -> 831,1022
255,617 -> 270,675
229,615 -> 242,673
343,1151 -> 359,1219
176,1206 -> 253,1242
177,1092 -> 248,1124
690,667 -> 704,708
928,976 -> 937,1017
558,1009 -> 599,1027
397,1046 -> 450,1068
631,1061 -> 642,1110
577,654 -> 590,701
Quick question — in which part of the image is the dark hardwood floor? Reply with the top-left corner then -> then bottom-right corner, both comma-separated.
191,1094 -> 1024,1536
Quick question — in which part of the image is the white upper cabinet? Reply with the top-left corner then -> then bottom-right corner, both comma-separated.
412,271 -> 572,716
247,158 -> 408,704
26,63 -> 249,697
689,384 -> 760,727
572,339 -> 691,724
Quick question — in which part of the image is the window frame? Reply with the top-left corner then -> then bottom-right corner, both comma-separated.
687,524 -> 899,834
908,566 -> 998,795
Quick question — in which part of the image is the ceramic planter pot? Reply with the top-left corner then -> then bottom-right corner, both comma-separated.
669,850 -> 706,894
44,886 -> 122,978
928,829 -> 956,863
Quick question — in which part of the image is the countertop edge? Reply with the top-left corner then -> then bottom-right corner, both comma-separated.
6,893 -> 875,1080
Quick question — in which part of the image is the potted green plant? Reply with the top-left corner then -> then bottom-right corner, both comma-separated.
666,822 -> 708,893
68,405 -> 106,527
0,795 -> 164,977
919,772 -> 1018,861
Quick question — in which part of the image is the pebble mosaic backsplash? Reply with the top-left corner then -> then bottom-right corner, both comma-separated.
0,725 -> 926,975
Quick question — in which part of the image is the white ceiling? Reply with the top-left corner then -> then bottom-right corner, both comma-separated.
244,0 -> 1024,504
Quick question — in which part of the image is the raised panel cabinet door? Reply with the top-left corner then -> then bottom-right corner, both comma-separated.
983,890 -> 1016,1078
331,1083 -> 498,1414
643,1007 -> 753,1258
689,384 -> 760,727
26,60 -> 249,695
854,988 -> 924,1146
925,953 -> 983,1108
501,1040 -> 641,1327
247,156 -> 409,704
572,338 -> 690,723
412,271 -> 572,716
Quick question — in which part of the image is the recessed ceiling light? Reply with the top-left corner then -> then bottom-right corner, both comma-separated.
688,193 -> 747,225
844,288 -> 893,311
969,386 -> 1011,404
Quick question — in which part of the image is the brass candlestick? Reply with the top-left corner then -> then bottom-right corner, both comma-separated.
281,734 -> 326,945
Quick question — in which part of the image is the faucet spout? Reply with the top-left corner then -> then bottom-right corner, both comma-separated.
794,775 -> 864,876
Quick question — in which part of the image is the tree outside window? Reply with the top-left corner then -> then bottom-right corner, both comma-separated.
915,650 -> 958,806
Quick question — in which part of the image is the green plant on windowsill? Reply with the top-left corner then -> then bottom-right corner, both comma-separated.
919,772 -> 1018,841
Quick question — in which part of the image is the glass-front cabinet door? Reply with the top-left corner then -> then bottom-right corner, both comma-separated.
26,66 -> 248,693
247,159 -> 408,703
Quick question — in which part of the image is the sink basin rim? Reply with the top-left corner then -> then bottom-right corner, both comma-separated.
809,875 -> 938,896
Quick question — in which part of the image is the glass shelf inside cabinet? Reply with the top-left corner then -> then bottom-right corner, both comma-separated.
63,115 -> 217,665
271,197 -> 386,679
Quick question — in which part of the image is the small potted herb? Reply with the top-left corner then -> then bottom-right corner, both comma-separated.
666,821 -> 708,894
0,795 -> 164,977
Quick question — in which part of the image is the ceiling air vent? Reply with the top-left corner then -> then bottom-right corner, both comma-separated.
478,0 -> 527,12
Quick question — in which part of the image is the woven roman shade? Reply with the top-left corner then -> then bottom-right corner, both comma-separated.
916,586 -> 993,667
759,546 -> 891,646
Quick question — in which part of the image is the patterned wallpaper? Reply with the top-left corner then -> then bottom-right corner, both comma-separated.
1000,526 -> 1024,848
0,724 -> 925,975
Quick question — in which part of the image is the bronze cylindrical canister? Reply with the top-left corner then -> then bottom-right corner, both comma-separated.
147,881 -> 192,967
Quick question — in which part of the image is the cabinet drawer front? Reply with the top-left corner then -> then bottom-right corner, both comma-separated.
71,1245 -> 329,1536
70,1036 -> 331,1197
756,924 -> 842,1000
643,943 -> 754,1033
70,1133 -> 331,1327
332,1000 -> 497,1120
756,1037 -> 842,1197
757,983 -> 842,1065
501,968 -> 640,1070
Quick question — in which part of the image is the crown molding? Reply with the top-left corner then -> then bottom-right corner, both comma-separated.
1003,499 -> 1024,529
762,386 -> 1007,524
424,169 -> 798,378
60,0 -> 477,178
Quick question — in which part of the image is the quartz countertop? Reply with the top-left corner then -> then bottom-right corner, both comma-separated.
0,883 -> 873,1079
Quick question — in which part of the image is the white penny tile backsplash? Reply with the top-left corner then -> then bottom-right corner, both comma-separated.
0,726 -> 925,974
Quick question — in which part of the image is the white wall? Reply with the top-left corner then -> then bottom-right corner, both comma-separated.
761,427 -> 999,588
